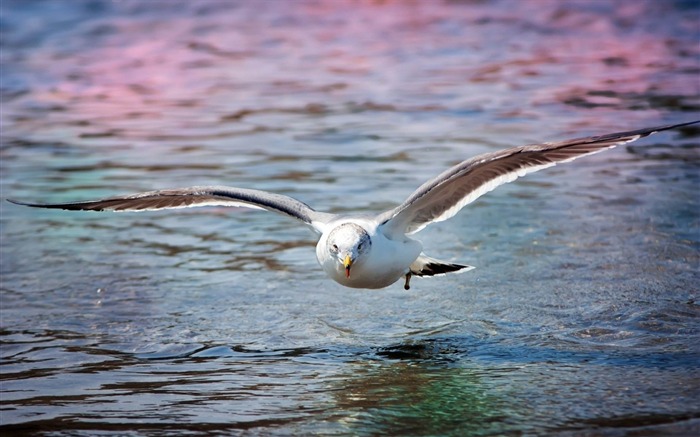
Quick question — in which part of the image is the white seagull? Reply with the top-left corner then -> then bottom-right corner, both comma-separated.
9,121 -> 698,290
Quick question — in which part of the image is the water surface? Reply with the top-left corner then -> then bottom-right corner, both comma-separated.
1,0 -> 699,435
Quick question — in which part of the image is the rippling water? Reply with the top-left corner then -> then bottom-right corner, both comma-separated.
2,0 -> 699,435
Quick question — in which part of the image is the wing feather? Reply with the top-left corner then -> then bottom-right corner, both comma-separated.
378,121 -> 698,236
8,185 -> 334,233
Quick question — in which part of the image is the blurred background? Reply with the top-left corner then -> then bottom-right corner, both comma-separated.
1,0 -> 699,435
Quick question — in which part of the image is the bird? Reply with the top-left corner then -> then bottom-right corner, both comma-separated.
8,121 -> 698,290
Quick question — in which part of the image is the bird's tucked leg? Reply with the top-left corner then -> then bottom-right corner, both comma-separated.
404,272 -> 412,290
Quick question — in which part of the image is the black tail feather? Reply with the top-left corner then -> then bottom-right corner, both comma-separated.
409,254 -> 475,277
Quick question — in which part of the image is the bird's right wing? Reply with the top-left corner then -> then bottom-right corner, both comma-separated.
8,185 -> 335,233
377,121 -> 698,236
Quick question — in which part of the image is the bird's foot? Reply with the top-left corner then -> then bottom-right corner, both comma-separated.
403,272 -> 412,290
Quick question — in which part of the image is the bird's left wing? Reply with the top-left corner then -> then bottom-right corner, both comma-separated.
378,121 -> 698,236
8,185 -> 335,233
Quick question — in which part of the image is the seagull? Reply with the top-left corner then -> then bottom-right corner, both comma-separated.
8,121 -> 698,290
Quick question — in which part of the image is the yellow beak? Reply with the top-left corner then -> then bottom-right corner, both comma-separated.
343,255 -> 353,278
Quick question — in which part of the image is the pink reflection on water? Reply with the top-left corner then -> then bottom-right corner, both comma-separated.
9,0 -> 699,146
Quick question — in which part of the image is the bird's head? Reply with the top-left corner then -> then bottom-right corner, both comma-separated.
326,223 -> 372,278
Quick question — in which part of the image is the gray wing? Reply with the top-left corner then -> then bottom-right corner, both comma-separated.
8,185 -> 335,233
378,121 -> 699,236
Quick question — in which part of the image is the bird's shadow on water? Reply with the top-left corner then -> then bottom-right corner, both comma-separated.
133,335 -> 699,370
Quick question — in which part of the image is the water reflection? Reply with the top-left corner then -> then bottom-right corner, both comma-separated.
5,328 -> 697,434
331,360 -> 515,436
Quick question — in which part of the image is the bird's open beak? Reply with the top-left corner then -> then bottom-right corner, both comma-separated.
343,254 -> 353,278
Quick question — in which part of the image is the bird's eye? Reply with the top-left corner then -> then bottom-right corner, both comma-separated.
331,244 -> 339,252
358,243 -> 364,251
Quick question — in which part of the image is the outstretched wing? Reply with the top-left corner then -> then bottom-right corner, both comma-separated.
378,121 -> 698,236
8,185 -> 335,233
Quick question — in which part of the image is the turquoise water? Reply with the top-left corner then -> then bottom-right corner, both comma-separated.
1,0 -> 699,435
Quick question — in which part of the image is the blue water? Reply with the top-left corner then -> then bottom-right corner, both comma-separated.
1,0 -> 699,435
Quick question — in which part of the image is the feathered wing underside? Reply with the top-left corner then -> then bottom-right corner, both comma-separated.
8,185 -> 334,232
379,121 -> 698,236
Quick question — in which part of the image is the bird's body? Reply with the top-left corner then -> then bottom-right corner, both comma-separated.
316,217 -> 423,289
9,121 -> 698,289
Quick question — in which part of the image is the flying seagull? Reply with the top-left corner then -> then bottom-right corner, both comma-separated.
8,121 -> 698,290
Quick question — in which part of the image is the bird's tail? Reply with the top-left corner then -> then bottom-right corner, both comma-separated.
409,254 -> 474,277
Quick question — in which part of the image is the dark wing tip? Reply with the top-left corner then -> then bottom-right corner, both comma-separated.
609,120 -> 700,142
6,198 -> 104,211
549,120 -> 700,149
6,199 -> 42,207
665,119 -> 700,129
627,119 -> 699,138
